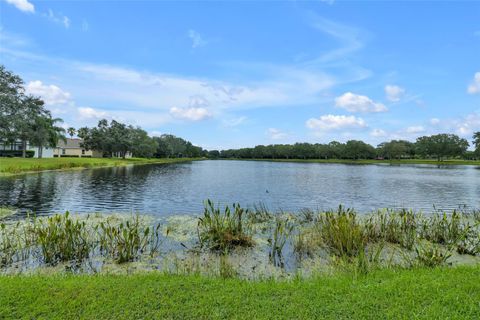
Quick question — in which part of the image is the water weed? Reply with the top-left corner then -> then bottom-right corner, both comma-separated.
198,200 -> 254,251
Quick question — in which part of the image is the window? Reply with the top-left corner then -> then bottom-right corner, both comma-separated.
82,149 -> 85,155
62,149 -> 66,155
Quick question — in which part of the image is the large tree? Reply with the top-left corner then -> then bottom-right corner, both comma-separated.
416,134 -> 469,161
0,65 -> 64,157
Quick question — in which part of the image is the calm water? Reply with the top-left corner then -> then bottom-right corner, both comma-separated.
0,160 -> 479,216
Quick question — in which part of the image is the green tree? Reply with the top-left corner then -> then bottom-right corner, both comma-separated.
67,127 -> 76,138
31,115 -> 66,158
473,132 -> 480,156
416,134 -> 469,161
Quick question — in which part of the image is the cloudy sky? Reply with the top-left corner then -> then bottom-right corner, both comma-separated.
1,0 -> 479,149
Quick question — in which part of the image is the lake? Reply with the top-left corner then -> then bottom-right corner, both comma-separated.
0,160 -> 479,216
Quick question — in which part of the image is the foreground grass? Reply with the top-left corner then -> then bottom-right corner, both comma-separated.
0,157 -> 201,176
0,266 -> 479,319
226,158 -> 480,166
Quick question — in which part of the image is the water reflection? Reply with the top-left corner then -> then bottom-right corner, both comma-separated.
0,160 -> 479,217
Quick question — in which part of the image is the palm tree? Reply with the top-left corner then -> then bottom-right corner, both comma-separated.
67,127 -> 76,139
31,116 -> 66,158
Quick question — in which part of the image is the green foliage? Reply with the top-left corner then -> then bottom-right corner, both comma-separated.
197,200 -> 254,251
0,65 -> 64,158
365,209 -> 417,250
78,119 -> 158,158
98,215 -> 162,263
414,243 -> 452,267
317,206 -> 367,258
268,216 -> 294,267
153,134 -> 206,158
416,133 -> 469,160
377,140 -> 415,159
31,212 -> 91,265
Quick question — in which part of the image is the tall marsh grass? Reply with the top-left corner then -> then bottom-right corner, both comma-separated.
197,200 -> 254,251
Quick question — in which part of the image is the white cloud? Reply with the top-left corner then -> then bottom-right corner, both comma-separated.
405,126 -> 425,134
467,72 -> 480,94
188,29 -> 207,48
77,107 -> 108,120
306,114 -> 366,131
222,116 -> 247,127
169,106 -> 212,121
308,15 -> 364,63
335,92 -> 387,113
385,85 -> 405,102
430,118 -> 440,125
5,0 -> 34,13
370,128 -> 387,137
45,9 -> 70,29
267,128 -> 288,140
455,113 -> 480,136
25,80 -> 72,105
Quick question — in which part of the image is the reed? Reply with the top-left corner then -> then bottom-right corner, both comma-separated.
197,200 -> 254,251
268,216 -> 294,267
97,215 -> 162,263
318,206 -> 367,258
365,209 -> 418,250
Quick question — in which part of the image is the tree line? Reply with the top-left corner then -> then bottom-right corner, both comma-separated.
75,120 -> 206,159
211,134 -> 480,161
1,65 -> 479,161
0,66 -> 66,157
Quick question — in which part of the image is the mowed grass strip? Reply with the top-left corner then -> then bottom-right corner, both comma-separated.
0,157 -> 199,175
1,266 -> 479,319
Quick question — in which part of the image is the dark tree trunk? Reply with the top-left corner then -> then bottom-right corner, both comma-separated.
22,140 -> 27,158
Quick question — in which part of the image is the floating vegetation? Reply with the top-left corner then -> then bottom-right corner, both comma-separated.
0,203 -> 479,279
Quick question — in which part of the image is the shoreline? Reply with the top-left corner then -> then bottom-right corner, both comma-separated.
215,158 -> 480,166
0,157 -> 203,177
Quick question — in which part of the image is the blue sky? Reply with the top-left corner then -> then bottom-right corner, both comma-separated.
1,0 -> 479,150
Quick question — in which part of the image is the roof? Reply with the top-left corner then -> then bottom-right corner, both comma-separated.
57,138 -> 84,149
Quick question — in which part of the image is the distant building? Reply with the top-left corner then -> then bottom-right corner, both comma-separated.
54,138 -> 132,158
0,141 -> 54,158
1,138 -> 132,158
54,138 -> 103,158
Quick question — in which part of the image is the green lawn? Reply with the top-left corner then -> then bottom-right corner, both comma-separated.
0,157 -> 201,176
1,266 -> 479,319
229,158 -> 480,166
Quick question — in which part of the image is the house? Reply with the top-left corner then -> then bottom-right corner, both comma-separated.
53,138 -> 132,158
53,138 -> 103,158
0,141 -> 54,158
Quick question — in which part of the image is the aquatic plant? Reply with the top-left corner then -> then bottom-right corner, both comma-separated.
97,215 -> 162,263
31,212 -> 92,265
365,209 -> 418,250
197,200 -> 254,251
318,206 -> 367,258
268,216 -> 294,268
420,211 -> 463,245
248,203 -> 273,224
414,243 -> 452,268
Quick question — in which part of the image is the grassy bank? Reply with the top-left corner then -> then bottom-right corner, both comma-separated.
0,157 -> 200,176
1,266 -> 479,319
224,158 -> 480,166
